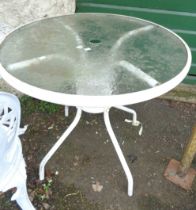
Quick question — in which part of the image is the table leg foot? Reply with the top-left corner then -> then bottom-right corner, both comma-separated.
39,108 -> 82,180
65,106 -> 69,117
115,106 -> 143,135
104,108 -> 133,196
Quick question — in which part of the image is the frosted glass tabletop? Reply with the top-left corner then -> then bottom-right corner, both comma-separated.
0,13 -> 191,107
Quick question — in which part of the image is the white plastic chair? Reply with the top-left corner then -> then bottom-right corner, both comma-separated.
0,92 -> 35,210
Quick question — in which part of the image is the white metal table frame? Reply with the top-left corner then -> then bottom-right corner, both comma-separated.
39,105 -> 142,196
0,14 -> 192,197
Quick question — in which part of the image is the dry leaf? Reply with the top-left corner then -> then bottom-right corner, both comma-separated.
92,181 -> 103,192
42,202 -> 50,209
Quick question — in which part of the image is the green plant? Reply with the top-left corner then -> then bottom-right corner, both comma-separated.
20,95 -> 61,114
34,178 -> 53,201
43,179 -> 53,194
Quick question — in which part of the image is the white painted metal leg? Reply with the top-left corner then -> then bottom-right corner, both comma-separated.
104,108 -> 133,196
39,108 -> 82,180
15,182 -> 35,210
65,106 -> 69,117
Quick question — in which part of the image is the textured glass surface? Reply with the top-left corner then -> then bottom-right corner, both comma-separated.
0,13 -> 188,96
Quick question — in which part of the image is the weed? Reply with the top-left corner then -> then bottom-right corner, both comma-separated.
43,179 -> 53,194
20,95 -> 61,114
34,178 -> 53,201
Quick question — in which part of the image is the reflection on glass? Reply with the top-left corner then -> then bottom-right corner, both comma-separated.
0,14 -> 187,96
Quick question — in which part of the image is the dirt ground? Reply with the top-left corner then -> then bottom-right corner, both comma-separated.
0,98 -> 196,210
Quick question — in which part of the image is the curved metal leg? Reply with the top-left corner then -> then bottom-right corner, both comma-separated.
11,160 -> 35,210
15,182 -> 35,210
39,108 -> 82,180
104,108 -> 133,196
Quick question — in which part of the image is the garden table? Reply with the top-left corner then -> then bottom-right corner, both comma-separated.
0,13 -> 191,196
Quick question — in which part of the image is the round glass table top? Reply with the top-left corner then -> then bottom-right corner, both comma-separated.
0,13 -> 191,107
